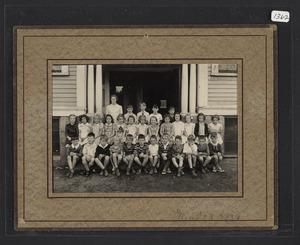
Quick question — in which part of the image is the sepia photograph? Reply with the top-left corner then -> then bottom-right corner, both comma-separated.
52,63 -> 238,193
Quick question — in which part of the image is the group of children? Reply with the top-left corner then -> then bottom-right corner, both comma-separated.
65,100 -> 225,178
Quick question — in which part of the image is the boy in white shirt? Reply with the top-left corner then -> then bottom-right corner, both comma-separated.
149,104 -> 163,125
82,132 -> 98,177
183,134 -> 198,177
137,102 -> 150,123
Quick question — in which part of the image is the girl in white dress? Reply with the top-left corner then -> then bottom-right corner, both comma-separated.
136,115 -> 149,142
92,114 -> 104,145
183,114 -> 195,143
78,115 -> 92,145
127,115 -> 138,143
172,113 -> 185,141
114,114 -> 127,138
208,114 -> 223,145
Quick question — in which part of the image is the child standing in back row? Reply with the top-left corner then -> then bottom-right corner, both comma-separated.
137,102 -> 150,123
194,113 -> 209,143
136,115 -> 149,142
149,104 -> 163,125
208,114 -> 223,145
124,105 -> 137,124
78,115 -> 92,145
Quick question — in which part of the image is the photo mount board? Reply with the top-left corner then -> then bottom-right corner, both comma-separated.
15,25 -> 277,230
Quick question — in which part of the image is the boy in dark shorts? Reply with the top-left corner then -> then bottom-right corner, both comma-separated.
197,135 -> 211,174
208,132 -> 225,173
123,134 -> 136,175
134,134 -> 150,174
94,134 -> 110,177
159,133 -> 173,175
66,137 -> 82,178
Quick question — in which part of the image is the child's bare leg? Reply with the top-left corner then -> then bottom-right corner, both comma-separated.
192,155 -> 197,168
67,156 -> 73,171
95,157 -> 105,170
153,156 -> 158,167
172,157 -> 179,168
81,156 -> 90,172
178,156 -> 183,168
187,155 -> 193,169
134,156 -> 142,174
72,155 -> 79,170
149,156 -> 154,166
203,156 -> 211,167
161,157 -> 170,174
198,156 -> 204,165
88,157 -> 95,168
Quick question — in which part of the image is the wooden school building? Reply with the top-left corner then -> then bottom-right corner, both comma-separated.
52,64 -> 238,161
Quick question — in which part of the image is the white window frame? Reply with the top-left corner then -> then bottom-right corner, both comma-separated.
211,64 -> 238,77
52,65 -> 69,76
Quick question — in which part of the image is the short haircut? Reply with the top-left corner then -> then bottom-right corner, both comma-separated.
162,133 -> 169,138
199,135 -> 206,140
185,113 -> 192,121
163,114 -> 171,120
127,104 -> 133,109
174,112 -> 182,120
69,114 -> 76,119
110,94 -> 118,100
150,135 -> 157,141
116,113 -> 124,121
152,104 -> 159,109
197,113 -> 206,121
100,134 -> 108,141
126,134 -> 134,140
71,136 -> 79,141
113,136 -> 120,142
138,134 -> 145,140
210,132 -> 217,138
80,114 -> 89,122
140,102 -> 146,107
187,134 -> 195,141
128,115 -> 135,121
211,114 -> 220,121
87,132 -> 95,138
175,135 -> 182,141
105,114 -> 114,123
168,106 -> 175,111
149,116 -> 158,122
138,114 -> 147,123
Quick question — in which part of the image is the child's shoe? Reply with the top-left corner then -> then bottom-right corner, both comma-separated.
149,168 -> 154,175
217,167 -> 225,173
161,169 -> 167,175
104,169 -> 109,177
212,166 -> 217,173
191,169 -> 197,177
136,169 -> 142,175
132,168 -> 136,174
85,171 -> 90,177
154,167 -> 158,174
99,170 -> 104,176
167,167 -> 171,174
112,170 -> 116,175
69,172 -> 74,178
144,168 -> 149,174
204,167 -> 210,172
116,168 -> 120,176
201,167 -> 207,174
126,168 -> 130,176
177,171 -> 181,177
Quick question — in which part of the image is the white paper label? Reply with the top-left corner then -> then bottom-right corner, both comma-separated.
271,10 -> 290,23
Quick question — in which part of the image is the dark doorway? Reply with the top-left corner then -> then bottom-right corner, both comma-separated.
108,66 -> 180,115
224,116 -> 238,155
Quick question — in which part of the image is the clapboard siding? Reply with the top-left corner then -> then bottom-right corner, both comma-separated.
207,64 -> 238,108
52,65 -> 77,107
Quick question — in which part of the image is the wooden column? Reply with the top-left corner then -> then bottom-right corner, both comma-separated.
189,64 -> 197,113
95,65 -> 103,114
104,71 -> 110,112
197,64 -> 208,107
181,64 -> 188,113
76,65 -> 87,112
87,65 -> 95,114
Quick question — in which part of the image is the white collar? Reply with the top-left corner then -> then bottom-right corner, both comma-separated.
72,144 -> 80,149
99,143 -> 108,148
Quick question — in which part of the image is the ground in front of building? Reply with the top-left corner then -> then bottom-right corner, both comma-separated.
53,158 -> 238,193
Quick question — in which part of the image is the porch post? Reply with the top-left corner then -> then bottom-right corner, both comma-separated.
197,64 -> 208,107
95,65 -> 103,114
181,64 -> 188,113
76,65 -> 87,112
87,65 -> 95,114
189,64 -> 197,113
